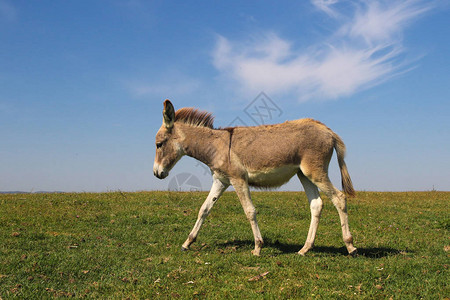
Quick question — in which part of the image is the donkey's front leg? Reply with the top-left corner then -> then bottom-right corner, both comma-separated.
231,178 -> 264,256
181,176 -> 229,251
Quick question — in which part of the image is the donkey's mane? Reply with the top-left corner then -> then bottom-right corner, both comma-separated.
175,107 -> 214,129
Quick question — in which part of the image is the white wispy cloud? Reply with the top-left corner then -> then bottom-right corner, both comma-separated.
311,0 -> 340,18
342,1 -> 432,44
213,0 -> 433,101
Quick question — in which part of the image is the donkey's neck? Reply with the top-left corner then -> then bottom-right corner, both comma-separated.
178,124 -> 228,168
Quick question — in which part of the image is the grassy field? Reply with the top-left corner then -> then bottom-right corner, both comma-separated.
0,191 -> 448,299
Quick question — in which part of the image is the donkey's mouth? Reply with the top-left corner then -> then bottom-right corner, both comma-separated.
154,170 -> 169,179
153,162 -> 169,179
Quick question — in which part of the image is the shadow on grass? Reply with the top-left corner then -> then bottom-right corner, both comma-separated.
217,239 -> 406,258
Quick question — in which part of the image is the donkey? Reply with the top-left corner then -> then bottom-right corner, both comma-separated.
153,99 -> 357,256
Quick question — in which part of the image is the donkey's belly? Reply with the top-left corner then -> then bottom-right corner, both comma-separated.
247,165 -> 299,188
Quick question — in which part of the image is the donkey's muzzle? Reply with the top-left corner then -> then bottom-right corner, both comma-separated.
153,169 -> 168,179
153,162 -> 169,179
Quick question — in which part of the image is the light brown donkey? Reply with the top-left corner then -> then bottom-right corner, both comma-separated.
153,99 -> 357,256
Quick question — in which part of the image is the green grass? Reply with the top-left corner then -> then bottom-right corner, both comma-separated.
0,191 -> 448,299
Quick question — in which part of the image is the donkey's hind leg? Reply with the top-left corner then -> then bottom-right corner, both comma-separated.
181,175 -> 229,251
309,175 -> 357,256
297,173 -> 323,256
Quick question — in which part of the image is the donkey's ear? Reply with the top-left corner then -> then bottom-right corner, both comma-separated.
163,99 -> 175,129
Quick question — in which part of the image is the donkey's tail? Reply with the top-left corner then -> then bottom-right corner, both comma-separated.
333,133 -> 356,197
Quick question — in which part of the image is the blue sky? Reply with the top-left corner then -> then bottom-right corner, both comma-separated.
1,0 -> 449,192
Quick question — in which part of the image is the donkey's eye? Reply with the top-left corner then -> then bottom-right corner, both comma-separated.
156,142 -> 163,149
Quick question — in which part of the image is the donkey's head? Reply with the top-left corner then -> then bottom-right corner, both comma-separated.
153,100 -> 184,179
